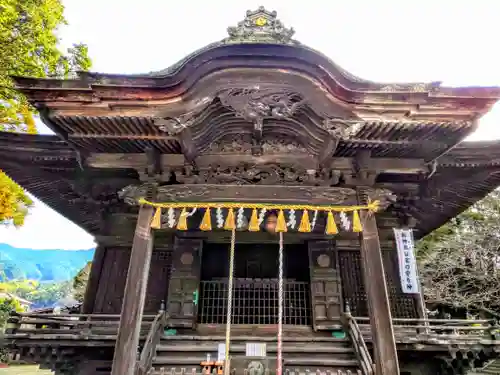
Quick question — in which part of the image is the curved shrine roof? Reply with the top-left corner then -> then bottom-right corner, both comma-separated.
3,7 -> 500,239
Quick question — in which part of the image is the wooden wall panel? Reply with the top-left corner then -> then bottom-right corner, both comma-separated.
144,247 -> 173,313
93,247 -> 130,314
381,249 -> 419,319
308,240 -> 343,330
338,247 -> 419,318
92,245 -> 173,314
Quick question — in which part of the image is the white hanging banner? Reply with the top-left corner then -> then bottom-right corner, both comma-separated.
393,228 -> 420,294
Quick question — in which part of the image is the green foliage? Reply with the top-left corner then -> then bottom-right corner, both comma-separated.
0,279 -> 73,309
417,189 -> 500,312
0,0 -> 92,225
72,262 -> 91,303
0,263 -> 93,308
17,281 -> 73,308
0,172 -> 32,226
0,297 -> 23,363
0,297 -> 22,330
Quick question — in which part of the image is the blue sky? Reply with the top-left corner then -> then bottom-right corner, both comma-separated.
1,0 -> 500,249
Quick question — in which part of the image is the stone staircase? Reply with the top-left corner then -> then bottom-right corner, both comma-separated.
149,335 -> 362,374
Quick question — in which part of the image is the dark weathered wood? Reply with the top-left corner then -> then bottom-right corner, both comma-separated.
93,247 -> 130,314
82,244 -> 106,314
166,238 -> 202,328
308,240 -> 343,330
342,311 -> 374,375
86,152 -> 427,174
358,209 -> 399,375
111,204 -> 154,375
154,185 -> 359,205
69,133 -> 176,140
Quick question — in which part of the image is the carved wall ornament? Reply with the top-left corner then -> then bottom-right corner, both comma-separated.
153,117 -> 188,135
317,254 -> 331,268
154,185 -> 358,206
166,186 -> 221,202
323,119 -> 362,139
206,134 -> 253,154
204,134 -> 308,156
120,184 -> 392,209
174,163 -> 341,186
261,137 -> 307,154
118,183 -> 154,205
225,7 -> 296,45
218,87 -> 306,130
153,97 -> 213,135
180,252 -> 194,266
367,188 -> 397,210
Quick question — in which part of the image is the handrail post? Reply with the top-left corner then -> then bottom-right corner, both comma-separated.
137,311 -> 169,375
342,312 -> 374,375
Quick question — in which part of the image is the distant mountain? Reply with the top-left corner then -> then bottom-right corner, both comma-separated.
0,244 -> 94,282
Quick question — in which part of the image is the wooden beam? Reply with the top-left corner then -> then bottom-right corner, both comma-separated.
69,133 -> 176,141
86,153 -> 185,169
318,137 -> 340,168
86,152 -> 427,173
110,204 -> 154,375
358,207 -> 399,375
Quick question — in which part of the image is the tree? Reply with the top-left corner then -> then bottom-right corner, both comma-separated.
72,262 -> 91,303
0,297 -> 22,362
0,0 -> 92,225
0,279 -> 73,309
417,189 -> 500,313
0,297 -> 22,330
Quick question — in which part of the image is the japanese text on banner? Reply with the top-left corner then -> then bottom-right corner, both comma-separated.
393,228 -> 419,294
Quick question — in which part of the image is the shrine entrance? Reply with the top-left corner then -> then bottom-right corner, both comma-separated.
198,242 -> 312,326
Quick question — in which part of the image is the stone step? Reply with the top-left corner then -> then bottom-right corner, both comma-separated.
153,354 -> 359,368
157,342 -> 353,354
150,369 -> 362,375
160,335 -> 350,343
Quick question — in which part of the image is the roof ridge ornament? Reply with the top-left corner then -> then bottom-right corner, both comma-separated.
225,6 -> 296,45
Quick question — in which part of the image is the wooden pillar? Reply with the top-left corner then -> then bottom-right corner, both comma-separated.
111,204 -> 154,375
359,209 -> 399,375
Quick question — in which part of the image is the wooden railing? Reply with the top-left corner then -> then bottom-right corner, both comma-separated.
5,311 -> 157,338
341,309 -> 374,375
4,311 -> 500,348
354,317 -> 500,344
137,311 -> 169,375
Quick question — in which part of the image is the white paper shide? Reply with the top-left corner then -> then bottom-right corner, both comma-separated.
393,228 -> 419,294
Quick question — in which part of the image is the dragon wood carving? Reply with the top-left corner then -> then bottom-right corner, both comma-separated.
205,134 -> 307,155
218,87 -> 306,132
173,164 -> 341,186
118,184 -> 395,209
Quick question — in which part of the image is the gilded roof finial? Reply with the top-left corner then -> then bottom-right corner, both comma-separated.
226,6 -> 296,45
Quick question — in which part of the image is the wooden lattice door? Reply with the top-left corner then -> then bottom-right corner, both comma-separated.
308,240 -> 343,330
166,238 -> 202,328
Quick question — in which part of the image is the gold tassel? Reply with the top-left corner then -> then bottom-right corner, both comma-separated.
248,208 -> 260,232
352,210 -> 363,232
298,209 -> 312,233
325,211 -> 338,235
199,208 -> 212,231
150,207 -> 162,229
275,210 -> 287,233
176,208 -> 188,231
224,208 -> 236,231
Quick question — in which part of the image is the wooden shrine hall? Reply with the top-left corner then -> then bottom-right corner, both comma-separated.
3,7 -> 500,375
